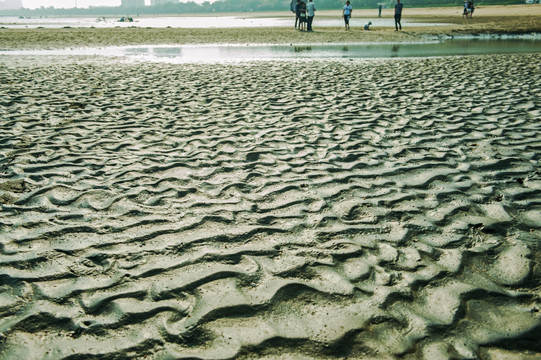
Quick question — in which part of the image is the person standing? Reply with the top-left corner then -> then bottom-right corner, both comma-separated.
343,0 -> 352,31
307,0 -> 316,32
378,4 -> 382,17
294,0 -> 301,29
298,0 -> 307,31
291,0 -> 298,28
394,0 -> 403,31
467,0 -> 474,18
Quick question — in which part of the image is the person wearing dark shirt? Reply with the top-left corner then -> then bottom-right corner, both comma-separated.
394,0 -> 403,31
467,0 -> 474,18
294,0 -> 301,29
298,0 -> 307,31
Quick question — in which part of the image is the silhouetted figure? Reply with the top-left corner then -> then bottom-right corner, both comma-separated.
298,0 -> 307,31
394,0 -> 403,31
294,0 -> 301,29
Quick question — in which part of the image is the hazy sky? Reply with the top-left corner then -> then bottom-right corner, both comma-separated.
21,0 -> 212,9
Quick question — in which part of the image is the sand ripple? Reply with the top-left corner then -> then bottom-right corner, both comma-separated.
0,54 -> 540,359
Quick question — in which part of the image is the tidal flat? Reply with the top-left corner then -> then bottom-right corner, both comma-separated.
0,5 -> 540,360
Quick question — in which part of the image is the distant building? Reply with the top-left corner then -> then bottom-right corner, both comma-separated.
151,0 -> 178,6
121,0 -> 145,7
0,0 -> 23,10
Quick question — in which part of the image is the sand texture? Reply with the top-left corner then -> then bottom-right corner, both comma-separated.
0,53 -> 540,359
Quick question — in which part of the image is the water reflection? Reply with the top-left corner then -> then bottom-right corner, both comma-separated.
153,47 -> 182,58
391,45 -> 400,57
294,46 -> 312,53
124,47 -> 150,55
2,39 -> 540,62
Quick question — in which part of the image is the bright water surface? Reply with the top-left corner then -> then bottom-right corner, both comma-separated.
3,39 -> 540,62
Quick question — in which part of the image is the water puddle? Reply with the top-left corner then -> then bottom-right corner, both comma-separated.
2,39 -> 540,62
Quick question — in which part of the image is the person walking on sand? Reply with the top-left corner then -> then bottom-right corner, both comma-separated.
394,0 -> 403,31
307,0 -> 316,32
343,1 -> 352,31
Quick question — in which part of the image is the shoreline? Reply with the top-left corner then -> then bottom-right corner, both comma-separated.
1,5 -> 541,50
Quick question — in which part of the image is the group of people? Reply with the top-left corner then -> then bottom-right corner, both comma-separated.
344,0 -> 403,31
292,0 -> 316,31
292,0 -> 404,32
463,1 -> 475,18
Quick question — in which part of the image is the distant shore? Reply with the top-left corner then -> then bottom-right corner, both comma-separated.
1,5 -> 540,50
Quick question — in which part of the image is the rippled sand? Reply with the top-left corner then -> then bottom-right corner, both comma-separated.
0,53 -> 540,359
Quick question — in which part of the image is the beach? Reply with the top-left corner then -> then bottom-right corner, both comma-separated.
1,5 -> 541,49
1,5 -> 541,360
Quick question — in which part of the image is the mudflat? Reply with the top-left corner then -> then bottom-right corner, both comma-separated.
0,5 -> 540,360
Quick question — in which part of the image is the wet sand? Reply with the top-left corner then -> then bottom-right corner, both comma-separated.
1,5 -> 541,49
1,5 -> 541,360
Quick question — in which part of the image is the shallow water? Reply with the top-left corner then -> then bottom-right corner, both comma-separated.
2,38 -> 540,62
125,39 -> 541,62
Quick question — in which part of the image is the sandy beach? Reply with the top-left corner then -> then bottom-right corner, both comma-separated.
1,5 -> 541,49
1,4 -> 541,360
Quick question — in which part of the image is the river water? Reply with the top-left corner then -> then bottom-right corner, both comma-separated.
2,38 -> 540,62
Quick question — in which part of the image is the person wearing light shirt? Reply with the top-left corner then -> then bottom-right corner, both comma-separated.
342,1 -> 352,31
307,0 -> 316,32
